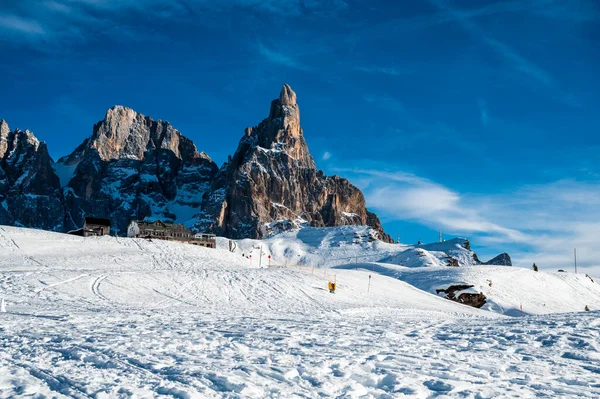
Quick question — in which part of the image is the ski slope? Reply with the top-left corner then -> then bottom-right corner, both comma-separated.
1,225 -> 600,398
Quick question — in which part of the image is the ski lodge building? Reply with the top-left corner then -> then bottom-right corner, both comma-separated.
127,220 -> 216,248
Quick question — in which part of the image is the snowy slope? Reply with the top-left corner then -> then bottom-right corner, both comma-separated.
226,226 -> 600,315
0,226 -> 483,317
2,225 -> 600,398
221,225 -> 477,269
335,262 -> 600,316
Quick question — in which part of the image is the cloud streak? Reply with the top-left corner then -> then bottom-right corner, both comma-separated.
354,65 -> 412,77
426,0 -> 580,107
0,0 -> 346,49
477,100 -> 490,127
339,167 -> 600,276
0,14 -> 46,36
257,43 -> 310,71
338,168 -> 528,243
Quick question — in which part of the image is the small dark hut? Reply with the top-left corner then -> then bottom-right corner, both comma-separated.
68,217 -> 111,237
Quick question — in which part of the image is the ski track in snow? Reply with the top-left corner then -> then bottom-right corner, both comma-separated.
0,226 -> 599,398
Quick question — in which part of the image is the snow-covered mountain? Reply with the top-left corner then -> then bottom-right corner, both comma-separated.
197,84 -> 391,241
0,85 -> 391,241
224,226 -> 504,269
0,120 -> 64,231
56,105 -> 218,234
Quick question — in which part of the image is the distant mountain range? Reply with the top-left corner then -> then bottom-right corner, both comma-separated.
0,84 -> 392,242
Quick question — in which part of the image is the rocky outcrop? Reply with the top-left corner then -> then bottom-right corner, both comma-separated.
485,253 -> 512,266
57,106 -> 218,234
195,84 -> 392,241
436,285 -> 487,308
0,85 -> 399,242
0,120 -> 64,230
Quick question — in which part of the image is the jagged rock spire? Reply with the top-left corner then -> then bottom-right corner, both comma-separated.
0,120 -> 10,159
279,83 -> 297,106
197,84 -> 393,242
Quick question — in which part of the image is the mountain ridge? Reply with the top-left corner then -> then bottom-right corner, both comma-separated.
0,84 -> 392,242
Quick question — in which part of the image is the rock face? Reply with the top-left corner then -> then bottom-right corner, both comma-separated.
0,120 -> 64,230
436,285 -> 487,308
57,106 -> 218,234
0,85 -> 401,242
485,253 -> 512,266
195,84 -> 392,241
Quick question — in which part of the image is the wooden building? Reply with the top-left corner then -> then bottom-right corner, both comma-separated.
127,220 -> 216,248
68,217 -> 111,237
193,233 -> 217,249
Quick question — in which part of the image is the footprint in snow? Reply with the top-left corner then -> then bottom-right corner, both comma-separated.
423,379 -> 453,392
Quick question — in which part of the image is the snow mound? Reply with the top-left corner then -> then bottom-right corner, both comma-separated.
222,225 -> 477,268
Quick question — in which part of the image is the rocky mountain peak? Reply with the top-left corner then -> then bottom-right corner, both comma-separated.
14,129 -> 41,148
56,106 -> 218,234
279,83 -> 297,106
0,124 -> 42,161
89,105 -> 153,161
0,120 -> 9,137
0,120 -> 10,158
266,84 -> 302,139
485,253 -> 512,266
0,121 -> 63,231
2,84 -> 395,244
65,106 -> 209,165
233,84 -> 313,170
197,84 -> 392,242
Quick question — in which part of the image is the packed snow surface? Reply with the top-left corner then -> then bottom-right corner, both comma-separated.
1,225 -> 600,398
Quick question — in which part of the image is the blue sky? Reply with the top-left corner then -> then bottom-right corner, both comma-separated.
1,0 -> 599,273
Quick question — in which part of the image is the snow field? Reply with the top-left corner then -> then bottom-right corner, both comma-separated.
1,225 -> 600,397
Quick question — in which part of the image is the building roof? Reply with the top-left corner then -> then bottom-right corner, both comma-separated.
84,217 -> 111,226
133,220 -> 189,231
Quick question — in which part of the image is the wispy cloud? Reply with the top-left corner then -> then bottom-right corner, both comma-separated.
0,14 -> 46,36
477,99 -> 490,127
363,95 -> 405,115
339,166 -> 600,276
257,43 -> 310,71
354,65 -> 412,76
342,168 -> 527,242
0,0 -> 346,49
531,0 -> 600,23
483,37 -> 554,88
322,151 -> 332,160
426,0 -> 580,107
